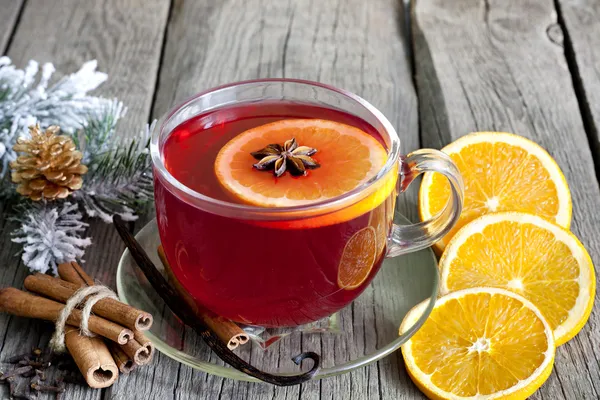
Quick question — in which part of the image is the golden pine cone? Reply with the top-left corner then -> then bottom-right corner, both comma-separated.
10,125 -> 88,201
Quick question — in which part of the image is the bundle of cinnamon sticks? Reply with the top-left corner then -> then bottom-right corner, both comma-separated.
0,262 -> 155,389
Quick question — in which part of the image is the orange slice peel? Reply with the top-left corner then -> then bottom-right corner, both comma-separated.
419,132 -> 572,254
215,119 -> 397,228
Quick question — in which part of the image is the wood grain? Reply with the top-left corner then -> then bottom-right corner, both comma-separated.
0,0 -> 170,399
148,0 -> 419,399
153,0 -> 419,218
0,0 -> 22,53
3,0 -> 597,398
412,0 -> 600,399
556,0 -> 600,175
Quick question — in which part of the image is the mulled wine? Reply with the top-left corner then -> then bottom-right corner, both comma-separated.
155,102 -> 396,327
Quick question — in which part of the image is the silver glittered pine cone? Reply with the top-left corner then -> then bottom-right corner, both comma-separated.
10,125 -> 88,201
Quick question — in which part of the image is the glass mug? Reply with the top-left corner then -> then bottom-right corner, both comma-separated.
151,79 -> 464,328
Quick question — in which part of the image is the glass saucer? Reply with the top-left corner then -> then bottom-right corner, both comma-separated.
116,213 -> 438,382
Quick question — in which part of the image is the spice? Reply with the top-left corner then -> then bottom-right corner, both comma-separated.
35,369 -> 45,381
117,339 -> 151,366
57,261 -> 94,287
0,366 -> 33,381
57,261 -> 155,370
114,215 -> 320,386
0,288 -> 133,345
133,331 -> 155,361
24,273 -> 153,331
7,353 -> 34,364
157,245 -> 248,350
251,138 -> 320,177
64,326 -> 118,388
0,264 -> 155,393
0,348 -> 81,399
30,382 -> 66,393
107,343 -> 136,374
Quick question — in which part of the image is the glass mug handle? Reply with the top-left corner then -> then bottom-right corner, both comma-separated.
387,149 -> 464,257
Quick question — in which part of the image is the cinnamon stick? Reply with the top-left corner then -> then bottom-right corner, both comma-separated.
107,342 -> 136,374
0,288 -> 133,345
24,274 -> 153,332
134,331 -> 155,360
157,245 -> 248,350
64,325 -> 119,388
119,339 -> 152,366
58,261 -> 95,286
57,263 -> 148,370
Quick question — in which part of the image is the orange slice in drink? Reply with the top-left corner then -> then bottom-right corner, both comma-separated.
368,195 -> 394,254
337,226 -> 377,290
215,119 -> 389,208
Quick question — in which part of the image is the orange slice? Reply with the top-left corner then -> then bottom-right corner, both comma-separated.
215,119 -> 389,208
419,132 -> 571,254
400,287 -> 555,400
439,212 -> 595,346
368,194 -> 394,254
337,226 -> 377,290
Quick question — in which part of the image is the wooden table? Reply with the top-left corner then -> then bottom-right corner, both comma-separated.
1,0 -> 599,398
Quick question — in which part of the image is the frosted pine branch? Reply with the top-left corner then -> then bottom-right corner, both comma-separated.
3,58 -> 156,274
76,98 -> 126,162
12,201 -> 92,275
0,56 -> 110,180
76,120 -> 155,222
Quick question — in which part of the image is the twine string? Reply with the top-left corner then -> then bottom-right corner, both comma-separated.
49,285 -> 118,353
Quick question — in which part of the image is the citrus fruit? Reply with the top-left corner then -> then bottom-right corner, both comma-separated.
337,226 -> 377,290
215,119 -> 389,207
368,195 -> 393,254
439,212 -> 595,346
419,132 -> 572,254
400,287 -> 555,400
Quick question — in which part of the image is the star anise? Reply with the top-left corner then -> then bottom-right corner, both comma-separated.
251,138 -> 320,177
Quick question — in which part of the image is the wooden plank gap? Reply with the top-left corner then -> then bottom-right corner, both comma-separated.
148,0 -> 176,121
412,0 -> 600,397
171,359 -> 183,398
403,0 -> 421,150
401,0 -> 413,63
0,0 -> 25,54
554,0 -> 600,183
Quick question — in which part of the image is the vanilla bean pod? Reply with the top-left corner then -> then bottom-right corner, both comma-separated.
113,215 -> 320,386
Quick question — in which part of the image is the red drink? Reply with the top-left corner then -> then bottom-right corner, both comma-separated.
155,102 -> 395,327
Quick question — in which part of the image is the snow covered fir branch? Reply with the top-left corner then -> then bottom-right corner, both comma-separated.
11,202 -> 91,275
0,57 -> 155,274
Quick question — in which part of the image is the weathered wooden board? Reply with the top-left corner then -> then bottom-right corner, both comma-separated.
554,0 -> 600,396
146,0 -> 420,399
0,0 -> 170,399
412,0 -> 600,399
0,0 -> 22,53
557,0 -> 600,175
4,0 -> 597,399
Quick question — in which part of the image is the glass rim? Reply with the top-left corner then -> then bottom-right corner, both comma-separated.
150,78 -> 401,218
